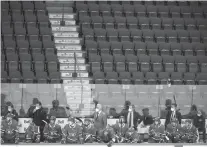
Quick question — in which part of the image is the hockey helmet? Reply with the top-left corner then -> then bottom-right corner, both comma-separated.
68,117 -> 75,123
50,116 -> 56,120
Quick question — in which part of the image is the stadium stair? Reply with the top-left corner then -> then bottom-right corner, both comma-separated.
46,1 -> 94,116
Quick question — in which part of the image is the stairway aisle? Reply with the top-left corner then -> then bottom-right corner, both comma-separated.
46,1 -> 94,116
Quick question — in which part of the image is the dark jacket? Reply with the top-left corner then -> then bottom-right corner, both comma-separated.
139,115 -> 154,126
49,107 -> 67,118
32,107 -> 47,126
27,105 -> 36,118
93,111 -> 107,130
119,108 -> 128,122
165,108 -> 182,128
4,109 -> 19,122
193,115 -> 206,129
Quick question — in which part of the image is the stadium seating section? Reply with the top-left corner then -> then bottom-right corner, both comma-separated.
1,1 -> 61,83
76,1 -> 207,85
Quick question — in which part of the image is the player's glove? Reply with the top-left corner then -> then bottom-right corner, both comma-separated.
61,139 -> 66,144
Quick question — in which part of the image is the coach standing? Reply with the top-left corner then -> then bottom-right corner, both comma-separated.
93,104 -> 107,133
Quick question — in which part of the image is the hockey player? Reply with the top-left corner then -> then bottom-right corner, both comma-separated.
1,113 -> 19,144
149,117 -> 167,143
181,119 -> 198,143
25,118 -> 40,143
43,116 -> 62,143
125,127 -> 139,143
166,118 -> 183,143
112,116 -> 129,143
83,118 -> 96,143
99,125 -> 116,144
61,117 -> 83,144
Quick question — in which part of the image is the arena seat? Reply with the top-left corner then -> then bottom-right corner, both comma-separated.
1,1 -> 61,83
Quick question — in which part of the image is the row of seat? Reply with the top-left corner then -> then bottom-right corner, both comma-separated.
2,1 -> 46,10
2,52 -> 58,61
79,16 -> 207,30
2,10 -> 49,22
85,41 -> 207,56
1,70 -> 61,83
92,71 -> 207,85
2,60 -> 59,72
76,4 -> 207,18
76,1 -> 207,7
82,28 -> 206,43
2,39 -> 55,50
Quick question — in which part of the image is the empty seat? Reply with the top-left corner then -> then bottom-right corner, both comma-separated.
150,55 -> 163,73
45,54 -> 58,62
193,43 -> 206,56
21,61 -> 32,71
32,53 -> 45,61
10,2 -> 22,10
91,16 -> 103,28
175,55 -> 186,72
49,72 -> 61,83
34,1 -> 46,10
163,55 -> 175,72
177,30 -> 189,43
88,4 -> 100,16
98,41 -> 110,55
173,18 -> 185,30
145,72 -> 157,84
36,71 -> 48,83
196,73 -> 207,85
118,29 -> 130,41
119,72 -> 131,84
6,53 -> 18,61
184,18 -> 196,30
162,18 -> 173,30
181,43 -> 194,56
126,54 -> 138,72
25,11 -> 37,22
189,31 -> 201,43
8,61 -> 19,71
192,7 -> 204,18
184,72 -> 196,85
103,16 -> 115,29
132,72 -> 144,84
171,43 -> 182,55
12,10 -> 24,22
99,4 -> 111,16
107,29 -> 118,41
106,72 -> 118,84
134,5 -> 146,17
158,72 -> 170,84
158,6 -> 169,18
115,16 -> 127,28
85,40 -> 98,54
22,2 -> 34,10
4,40 -> 16,50
170,7 -> 181,18
17,40 -> 29,49
122,41 -> 134,55
34,61 -> 45,71
181,6 -> 192,18
186,56 -> 199,73
201,31 -> 207,43
147,42 -> 159,55
166,30 -> 178,42
102,54 -> 113,72
126,17 -> 138,29
138,55 -> 150,72
139,17 -> 150,29
83,28 -> 94,40
150,17 -> 162,30
197,19 -> 207,30
143,30 -> 154,42
123,4 -> 135,17
9,71 -> 22,83
134,42 -> 146,55
2,10 -> 11,22
22,71 -> 34,83
76,4 -> 88,16
93,71 -> 105,84
111,4 -> 123,16
114,55 -> 126,72
154,30 -> 166,42
1,71 -> 8,83
111,41 -> 122,55
147,5 -> 158,17
130,29 -> 142,42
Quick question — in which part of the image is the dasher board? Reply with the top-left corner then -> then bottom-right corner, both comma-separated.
52,26 -> 77,32
65,92 -> 91,96
63,79 -> 90,84
56,44 -> 81,51
53,32 -> 79,38
50,20 -> 76,25
66,99 -> 82,104
59,58 -> 85,64
49,13 -> 75,19
64,85 -> 91,91
57,52 -> 83,57
60,65 -> 87,71
55,38 -> 81,44
61,72 -> 88,78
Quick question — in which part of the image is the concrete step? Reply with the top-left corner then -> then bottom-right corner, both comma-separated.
61,71 -> 88,78
47,7 -> 74,13
58,58 -> 85,64
46,1 -> 74,7
50,19 -> 76,26
54,38 -> 82,44
60,64 -> 89,71
62,79 -> 91,84
56,44 -> 82,51
52,26 -> 79,32
49,13 -> 76,19
57,51 -> 85,58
